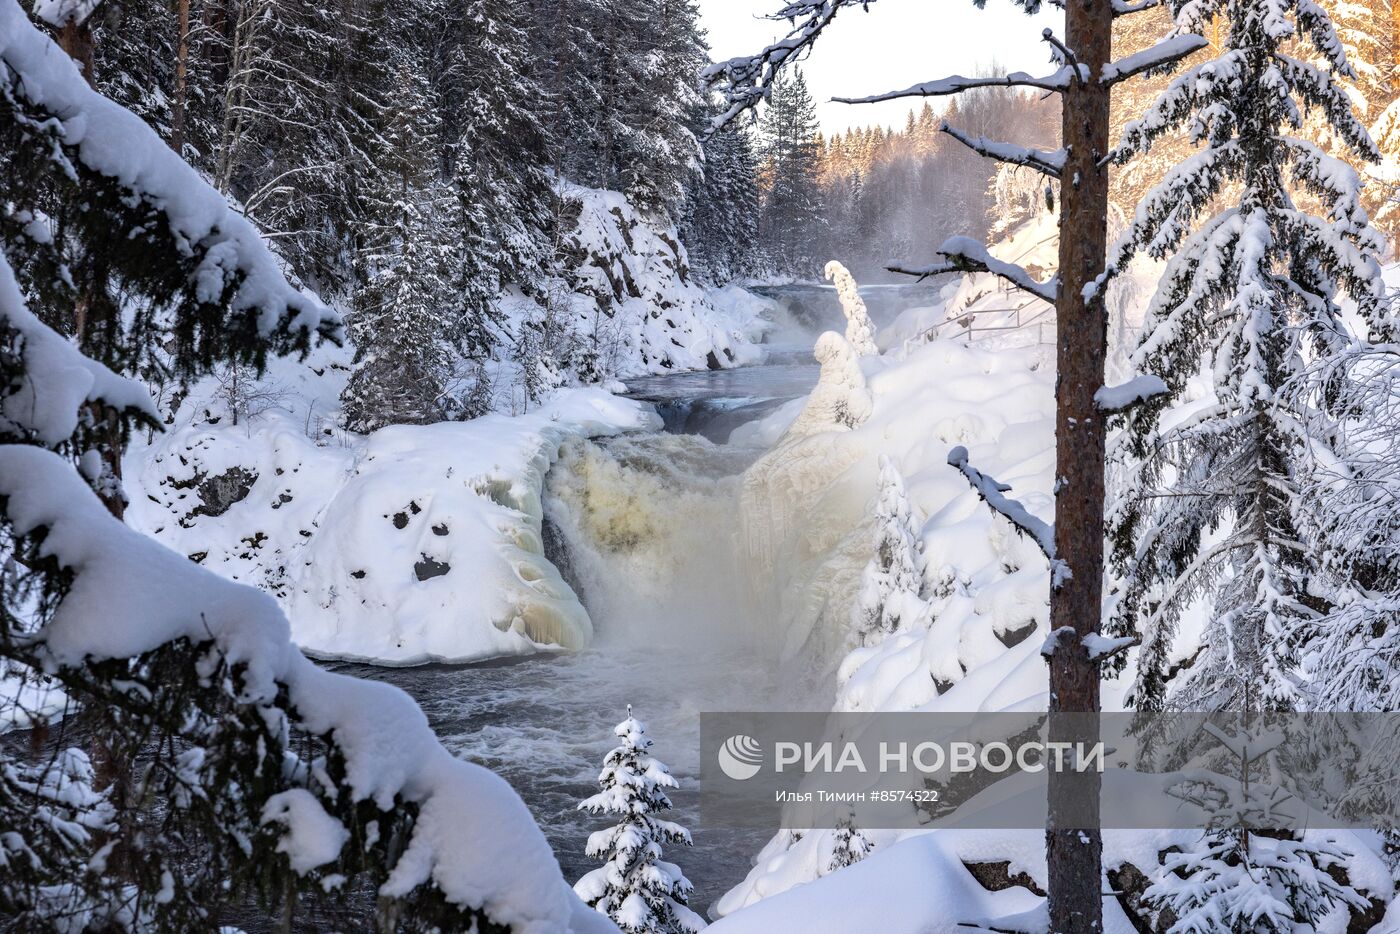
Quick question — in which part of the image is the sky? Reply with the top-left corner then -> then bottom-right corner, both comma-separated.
697,0 -> 1064,135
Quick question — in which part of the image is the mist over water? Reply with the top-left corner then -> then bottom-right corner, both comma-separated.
353,365 -> 830,913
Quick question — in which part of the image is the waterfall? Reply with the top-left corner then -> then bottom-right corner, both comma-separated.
543,432 -> 767,654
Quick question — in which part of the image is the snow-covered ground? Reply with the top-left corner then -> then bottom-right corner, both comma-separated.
124,344 -> 661,665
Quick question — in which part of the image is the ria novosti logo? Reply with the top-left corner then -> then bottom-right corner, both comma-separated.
717,734 -> 764,780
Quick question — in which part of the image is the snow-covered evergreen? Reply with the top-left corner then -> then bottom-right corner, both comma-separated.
1105,0 -> 1391,715
757,69 -> 827,277
851,455 -> 929,646
825,815 -> 873,873
341,64 -> 457,432
1143,723 -> 1368,932
575,707 -> 705,934
0,8 -> 594,928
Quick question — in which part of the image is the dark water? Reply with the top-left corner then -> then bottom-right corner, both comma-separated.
623,356 -> 818,442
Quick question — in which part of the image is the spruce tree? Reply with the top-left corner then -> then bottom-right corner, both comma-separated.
1105,0 -> 1389,715
1142,722 -> 1367,932
757,69 -> 826,277
825,815 -> 873,872
851,456 -> 928,646
680,114 -> 761,284
447,0 -> 554,359
341,64 -> 457,433
575,707 -> 705,934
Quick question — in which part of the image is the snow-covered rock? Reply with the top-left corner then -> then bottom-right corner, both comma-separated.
127,349 -> 660,665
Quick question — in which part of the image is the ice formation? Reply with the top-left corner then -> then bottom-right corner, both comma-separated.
823,260 -> 879,356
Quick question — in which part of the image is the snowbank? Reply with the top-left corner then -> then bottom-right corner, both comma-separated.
127,350 -> 660,665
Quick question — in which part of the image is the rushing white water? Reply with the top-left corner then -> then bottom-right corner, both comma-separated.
357,363 -> 827,915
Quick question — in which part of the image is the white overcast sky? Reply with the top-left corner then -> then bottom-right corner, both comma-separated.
697,0 -> 1064,134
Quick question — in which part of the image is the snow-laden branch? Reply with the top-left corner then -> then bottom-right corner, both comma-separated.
940,123 -> 1065,178
0,255 -> 157,446
1042,628 -> 1138,662
0,444 -> 598,932
947,445 -> 1056,561
1094,374 -> 1169,412
701,0 -> 876,129
0,0 -> 338,343
1100,34 -> 1208,85
890,236 -> 1059,303
833,66 -> 1076,104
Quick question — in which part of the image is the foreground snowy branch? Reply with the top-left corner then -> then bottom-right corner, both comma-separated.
1094,374 -> 1168,412
1100,34 -> 1208,85
890,236 -> 1058,304
834,67 -> 1076,104
946,445 -> 1056,562
701,0 -> 878,128
0,442 -> 606,932
940,124 -> 1065,178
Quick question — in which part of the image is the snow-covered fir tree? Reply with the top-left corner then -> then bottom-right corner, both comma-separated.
757,68 -> 827,276
1105,0 -> 1390,715
575,707 -> 705,933
1143,722 -> 1368,932
446,0 -> 554,359
851,456 -> 928,646
824,814 -> 873,873
0,12 -> 576,927
680,116 -> 761,284
341,64 -> 457,432
212,0 -> 386,291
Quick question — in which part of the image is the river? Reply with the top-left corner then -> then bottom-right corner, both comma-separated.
331,357 -> 825,917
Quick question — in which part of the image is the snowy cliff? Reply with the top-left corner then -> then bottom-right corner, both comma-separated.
123,182 -> 770,665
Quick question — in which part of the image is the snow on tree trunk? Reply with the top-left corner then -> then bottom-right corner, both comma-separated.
1043,1 -> 1113,929
823,260 -> 879,355
575,707 -> 705,933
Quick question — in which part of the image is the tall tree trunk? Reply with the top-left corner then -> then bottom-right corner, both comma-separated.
173,0 -> 190,154
57,17 -> 95,84
1045,0 -> 1112,930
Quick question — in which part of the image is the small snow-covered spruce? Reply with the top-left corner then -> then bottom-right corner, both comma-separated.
575,707 -> 705,933
824,260 -> 879,356
824,814 -> 872,873
1143,722 -> 1368,932
1103,0 -> 1390,714
851,455 -> 928,645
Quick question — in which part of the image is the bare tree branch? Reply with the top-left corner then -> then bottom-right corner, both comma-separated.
941,122 -> 1065,178
890,236 -> 1059,303
1100,34 -> 1208,85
